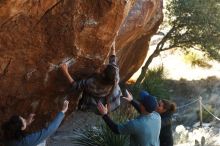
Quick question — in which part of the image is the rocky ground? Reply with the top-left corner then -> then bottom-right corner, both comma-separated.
47,111 -> 100,146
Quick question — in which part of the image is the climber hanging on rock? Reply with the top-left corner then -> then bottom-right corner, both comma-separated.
60,41 -> 121,113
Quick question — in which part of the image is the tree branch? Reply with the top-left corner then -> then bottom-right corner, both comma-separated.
135,27 -> 176,85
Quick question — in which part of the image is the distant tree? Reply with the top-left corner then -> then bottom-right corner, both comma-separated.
136,0 -> 220,84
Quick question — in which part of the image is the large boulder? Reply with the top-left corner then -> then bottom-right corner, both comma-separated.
0,0 -> 163,130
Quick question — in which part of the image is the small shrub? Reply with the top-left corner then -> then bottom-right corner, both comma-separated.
184,52 -> 212,68
131,66 -> 170,100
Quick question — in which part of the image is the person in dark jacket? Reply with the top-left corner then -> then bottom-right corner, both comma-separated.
60,42 -> 121,112
1,100 -> 69,146
156,99 -> 176,146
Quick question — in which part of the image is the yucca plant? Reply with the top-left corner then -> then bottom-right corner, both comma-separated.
72,124 -> 129,146
71,109 -> 136,146
72,125 -> 104,146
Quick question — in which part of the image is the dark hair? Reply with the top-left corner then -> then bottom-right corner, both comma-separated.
162,99 -> 176,113
102,65 -> 116,85
1,115 -> 26,141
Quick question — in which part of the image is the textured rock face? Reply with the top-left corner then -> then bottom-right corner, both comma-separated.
0,0 -> 163,129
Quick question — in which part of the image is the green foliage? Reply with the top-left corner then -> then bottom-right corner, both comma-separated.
183,52 -> 212,68
165,0 -> 220,60
71,110 -> 136,146
132,66 -> 170,100
136,0 -> 220,84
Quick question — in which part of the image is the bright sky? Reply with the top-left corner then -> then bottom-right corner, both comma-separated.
131,38 -> 220,81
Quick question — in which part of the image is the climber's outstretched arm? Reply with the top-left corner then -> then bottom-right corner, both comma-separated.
60,64 -> 75,84
111,41 -> 116,56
